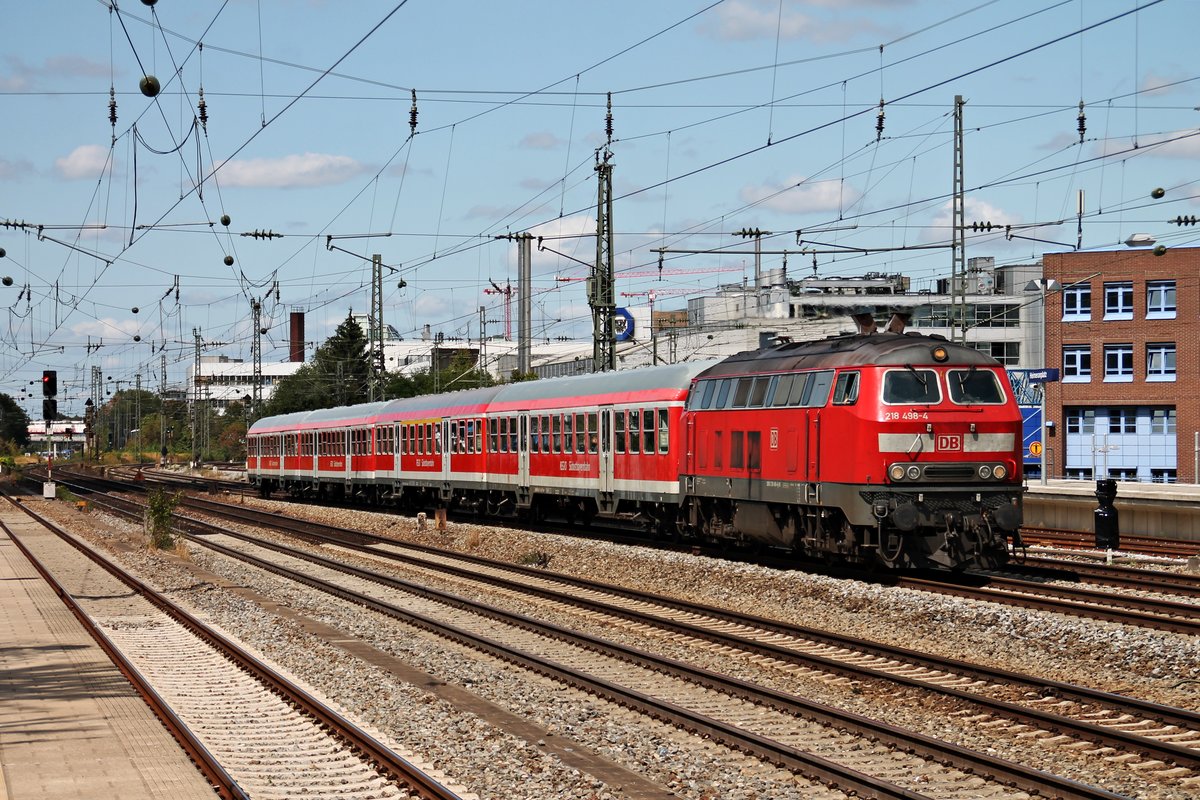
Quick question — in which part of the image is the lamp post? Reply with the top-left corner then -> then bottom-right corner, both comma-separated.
1026,278 -> 1060,485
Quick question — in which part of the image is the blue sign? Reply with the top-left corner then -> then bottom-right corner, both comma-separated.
614,308 -> 634,341
1026,368 -> 1060,383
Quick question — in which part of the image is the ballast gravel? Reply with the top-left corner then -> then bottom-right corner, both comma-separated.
40,492 -> 1200,800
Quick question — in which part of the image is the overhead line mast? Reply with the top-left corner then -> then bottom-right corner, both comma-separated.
592,93 -> 616,373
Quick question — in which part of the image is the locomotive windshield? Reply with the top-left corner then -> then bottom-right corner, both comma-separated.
882,368 -> 940,404
947,368 -> 1006,404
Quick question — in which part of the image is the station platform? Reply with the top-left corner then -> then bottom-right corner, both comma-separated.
1024,478 -> 1200,543
0,499 -> 215,800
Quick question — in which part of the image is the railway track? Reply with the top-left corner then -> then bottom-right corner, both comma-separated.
52,474 -> 1200,797
1,490 -> 463,800
1020,527 -> 1200,559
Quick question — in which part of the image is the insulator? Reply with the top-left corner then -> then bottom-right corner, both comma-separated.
605,92 -> 613,142
108,87 -> 118,128
198,87 -> 208,132
409,89 -> 418,135
875,99 -> 885,142
1077,100 -> 1086,144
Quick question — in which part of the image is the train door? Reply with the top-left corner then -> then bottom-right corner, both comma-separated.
442,419 -> 453,486
598,406 -> 614,495
517,414 -> 530,490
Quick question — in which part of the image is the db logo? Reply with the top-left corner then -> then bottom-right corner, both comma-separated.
936,434 -> 962,451
769,428 -> 779,450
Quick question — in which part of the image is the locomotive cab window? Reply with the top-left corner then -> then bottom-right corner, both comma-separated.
948,368 -> 1005,404
832,371 -> 860,405
883,368 -> 941,404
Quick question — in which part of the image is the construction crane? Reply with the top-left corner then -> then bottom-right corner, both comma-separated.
484,280 -> 513,340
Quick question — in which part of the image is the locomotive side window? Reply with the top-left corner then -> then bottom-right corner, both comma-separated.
787,373 -> 810,405
772,374 -> 795,406
804,371 -> 834,406
762,375 -> 780,406
714,379 -> 731,409
657,409 -> 669,453
732,378 -> 753,408
883,368 -> 941,404
700,380 -> 716,409
832,371 -> 860,405
749,377 -> 770,407
948,368 -> 1005,404
615,411 -> 626,453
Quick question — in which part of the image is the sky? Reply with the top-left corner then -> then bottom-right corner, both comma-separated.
3,0 -> 1199,419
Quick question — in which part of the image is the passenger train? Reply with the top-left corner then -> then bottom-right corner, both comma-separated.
247,323 -> 1024,570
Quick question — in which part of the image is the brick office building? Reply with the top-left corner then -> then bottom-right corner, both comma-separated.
1042,246 -> 1195,483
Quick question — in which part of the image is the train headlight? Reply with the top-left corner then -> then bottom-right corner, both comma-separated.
889,464 -> 906,481
978,465 -> 993,479
931,345 -> 949,362
993,464 -> 1008,480
906,465 -> 922,480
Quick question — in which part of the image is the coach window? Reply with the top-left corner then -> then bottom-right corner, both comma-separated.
489,419 -> 498,453
629,410 -> 641,453
529,417 -> 540,453
749,376 -> 770,407
832,371 -> 860,405
615,411 -> 626,453
700,380 -> 717,409
587,412 -> 599,453
509,417 -> 518,452
473,420 -> 482,454
642,409 -> 655,453
574,414 -> 586,453
549,414 -> 560,454
657,408 -> 669,453
804,370 -> 834,406
883,368 -> 941,404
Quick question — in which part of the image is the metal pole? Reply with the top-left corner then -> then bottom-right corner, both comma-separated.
1040,281 -> 1048,485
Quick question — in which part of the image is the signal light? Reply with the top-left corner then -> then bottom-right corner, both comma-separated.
41,369 -> 57,397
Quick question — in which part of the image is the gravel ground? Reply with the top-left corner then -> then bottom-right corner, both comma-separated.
39,492 -> 1200,799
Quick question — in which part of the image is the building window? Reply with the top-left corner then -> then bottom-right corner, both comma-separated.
1065,467 -> 1094,480
1107,407 -> 1137,434
1146,280 -> 1176,319
1151,468 -> 1177,484
970,341 -> 1020,365
1146,342 -> 1176,381
1066,408 -> 1095,434
1108,468 -> 1137,480
1103,344 -> 1133,382
1062,345 -> 1091,382
1150,408 -> 1176,435
1062,284 -> 1091,321
1103,281 -> 1133,320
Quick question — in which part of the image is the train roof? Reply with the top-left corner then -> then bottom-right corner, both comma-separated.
489,361 -> 719,409
696,332 -> 1001,378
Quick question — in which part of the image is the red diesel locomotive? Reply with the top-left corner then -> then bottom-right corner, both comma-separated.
247,329 -> 1023,569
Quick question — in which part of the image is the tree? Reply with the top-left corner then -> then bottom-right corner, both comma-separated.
0,394 -> 31,452
261,312 -> 373,416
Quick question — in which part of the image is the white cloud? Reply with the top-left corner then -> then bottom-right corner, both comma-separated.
55,145 -> 111,180
217,152 -> 367,188
739,176 -> 852,214
0,158 -> 34,181
925,198 -> 1020,244
519,132 -> 564,150
703,0 -> 896,42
